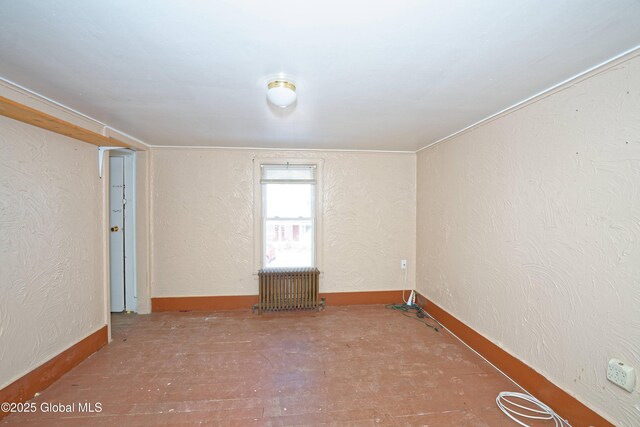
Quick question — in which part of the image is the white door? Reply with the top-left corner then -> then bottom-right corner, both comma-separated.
109,157 -> 126,312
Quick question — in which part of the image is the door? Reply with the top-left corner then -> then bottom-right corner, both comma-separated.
109,157 -> 126,312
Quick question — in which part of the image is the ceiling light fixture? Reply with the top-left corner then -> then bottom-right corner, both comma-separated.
266,80 -> 297,108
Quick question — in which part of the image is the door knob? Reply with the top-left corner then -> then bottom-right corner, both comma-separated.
110,226 -> 119,232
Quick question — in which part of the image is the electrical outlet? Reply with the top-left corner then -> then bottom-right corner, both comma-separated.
607,359 -> 636,392
400,259 -> 407,270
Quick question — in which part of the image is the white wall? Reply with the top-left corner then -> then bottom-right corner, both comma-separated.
0,116 -> 106,389
416,54 -> 640,425
151,149 -> 416,297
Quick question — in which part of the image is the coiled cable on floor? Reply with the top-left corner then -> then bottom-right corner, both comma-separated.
385,303 -> 439,332
496,391 -> 572,427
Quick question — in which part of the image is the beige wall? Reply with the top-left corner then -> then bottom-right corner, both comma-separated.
416,54 -> 640,425
151,149 -> 416,297
0,116 -> 106,389
135,151 -> 151,314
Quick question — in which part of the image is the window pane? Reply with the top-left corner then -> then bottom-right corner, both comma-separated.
265,220 -> 313,268
264,184 -> 313,218
262,165 -> 315,181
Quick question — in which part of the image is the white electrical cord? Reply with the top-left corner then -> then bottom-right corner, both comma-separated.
401,267 -> 408,304
496,392 -> 572,427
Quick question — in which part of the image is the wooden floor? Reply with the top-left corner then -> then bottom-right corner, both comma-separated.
2,305 -> 527,426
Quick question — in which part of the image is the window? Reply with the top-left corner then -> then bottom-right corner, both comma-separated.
261,164 -> 316,268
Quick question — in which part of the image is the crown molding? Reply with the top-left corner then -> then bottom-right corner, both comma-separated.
0,77 -> 150,150
417,44 -> 640,153
148,144 -> 415,154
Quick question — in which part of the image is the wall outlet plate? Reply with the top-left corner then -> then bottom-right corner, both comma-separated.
400,259 -> 407,269
607,358 -> 636,392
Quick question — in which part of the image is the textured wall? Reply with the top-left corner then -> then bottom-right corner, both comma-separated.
416,54 -> 640,425
151,149 -> 416,296
135,151 -> 151,314
0,116 -> 105,389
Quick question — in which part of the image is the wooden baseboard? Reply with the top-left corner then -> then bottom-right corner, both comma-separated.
320,290 -> 404,306
152,295 -> 259,312
0,325 -> 108,419
415,292 -> 612,427
152,290 -> 405,312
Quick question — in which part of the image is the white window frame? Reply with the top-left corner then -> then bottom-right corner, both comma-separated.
253,159 -> 323,273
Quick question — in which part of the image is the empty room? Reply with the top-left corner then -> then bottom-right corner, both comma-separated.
0,1 -> 639,426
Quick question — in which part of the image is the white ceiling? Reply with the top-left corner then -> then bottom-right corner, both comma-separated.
1,1 -> 640,151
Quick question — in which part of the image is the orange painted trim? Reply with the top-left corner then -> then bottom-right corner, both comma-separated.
152,295 -> 259,312
415,292 -> 613,427
152,290 -> 405,312
320,290 -> 404,306
0,96 -> 129,148
0,325 -> 108,420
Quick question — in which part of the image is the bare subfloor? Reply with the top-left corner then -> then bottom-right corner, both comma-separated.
3,306 -> 524,426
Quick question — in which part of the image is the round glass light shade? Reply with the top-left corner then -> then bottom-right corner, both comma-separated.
267,80 -> 297,108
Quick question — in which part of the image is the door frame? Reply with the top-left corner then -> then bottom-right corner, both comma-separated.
108,149 -> 137,313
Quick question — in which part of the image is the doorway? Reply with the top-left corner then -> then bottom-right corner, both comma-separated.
109,151 -> 136,312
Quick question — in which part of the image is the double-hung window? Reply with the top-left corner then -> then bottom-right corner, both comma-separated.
261,164 -> 316,268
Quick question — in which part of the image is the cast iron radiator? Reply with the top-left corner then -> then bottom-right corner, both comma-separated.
255,267 -> 323,314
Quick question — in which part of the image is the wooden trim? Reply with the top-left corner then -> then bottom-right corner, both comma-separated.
414,293 -> 613,427
0,325 -> 108,419
0,96 -> 129,148
152,290 -> 404,312
320,290 -> 404,306
152,295 -> 259,312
